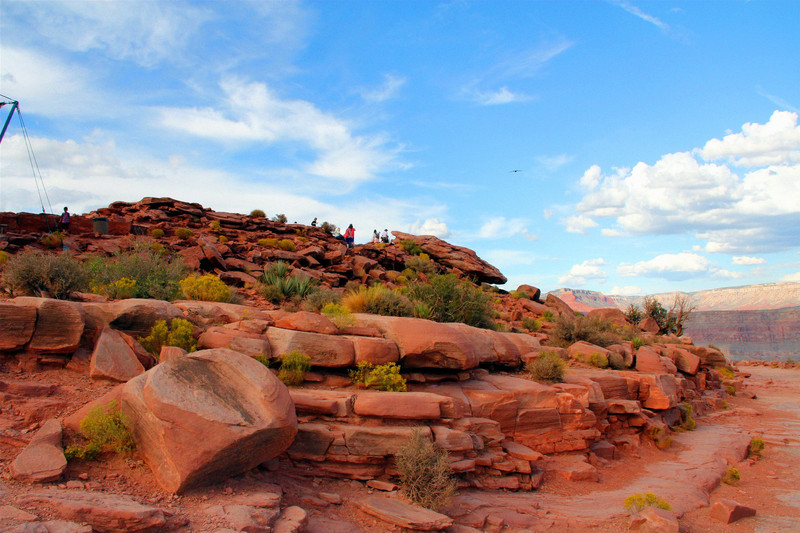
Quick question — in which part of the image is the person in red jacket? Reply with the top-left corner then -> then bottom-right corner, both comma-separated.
343,224 -> 355,248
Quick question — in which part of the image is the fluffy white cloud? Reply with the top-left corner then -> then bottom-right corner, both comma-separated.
575,111 -> 800,253
558,258 -> 607,287
698,111 -> 800,167
602,228 -> 627,237
610,285 -> 643,296
360,74 -> 407,103
406,218 -> 450,238
617,252 -> 737,281
564,215 -> 598,234
732,256 -> 767,266
159,78 -> 400,182
477,217 -> 531,239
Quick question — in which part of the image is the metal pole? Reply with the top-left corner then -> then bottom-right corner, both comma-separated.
0,101 -> 19,145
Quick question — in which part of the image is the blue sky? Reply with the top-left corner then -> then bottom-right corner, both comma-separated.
1,1 -> 799,296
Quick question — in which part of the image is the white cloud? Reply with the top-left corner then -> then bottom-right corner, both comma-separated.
158,78 -> 400,183
477,217 -> 530,239
732,256 -> 767,266
579,164 -> 602,189
602,228 -> 627,237
406,218 -> 450,238
471,87 -> 529,106
782,272 -> 800,282
558,258 -> 607,287
537,153 -> 574,172
617,252 -> 737,281
360,74 -> 407,103
543,209 -> 554,219
610,1 -> 669,32
574,111 -> 800,254
564,214 -> 598,234
698,111 -> 800,167
610,285 -> 642,296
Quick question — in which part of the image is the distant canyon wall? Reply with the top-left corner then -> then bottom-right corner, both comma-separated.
682,307 -> 800,362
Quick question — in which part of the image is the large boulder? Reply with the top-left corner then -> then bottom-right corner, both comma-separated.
267,328 -> 354,367
0,302 -> 37,351
13,297 -> 85,354
198,327 -> 271,358
390,231 -> 506,285
587,307 -> 631,327
10,419 -> 67,483
354,315 -> 479,370
120,349 -> 297,493
89,328 -> 145,382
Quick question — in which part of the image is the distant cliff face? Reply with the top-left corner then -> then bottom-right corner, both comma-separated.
683,307 -> 800,362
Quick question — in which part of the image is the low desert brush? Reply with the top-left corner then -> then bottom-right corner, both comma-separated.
521,317 -> 541,332
349,361 -> 407,392
278,350 -> 311,386
321,302 -> 356,329
589,352 -> 609,368
675,402 -> 696,431
179,274 -> 231,302
65,400 -> 135,461
343,284 -> 414,317
623,492 -> 672,513
748,436 -> 765,458
175,227 -> 194,240
149,228 -> 165,238
3,250 -> 88,299
722,467 -> 740,485
250,209 -> 266,218
526,350 -> 566,384
138,318 -> 197,356
541,310 -> 555,322
396,429 -> 457,511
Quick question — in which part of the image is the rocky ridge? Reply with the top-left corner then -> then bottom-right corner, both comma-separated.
0,198 -> 757,532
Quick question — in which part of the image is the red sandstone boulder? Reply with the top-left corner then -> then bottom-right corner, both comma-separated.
683,344 -> 728,367
664,346 -> 701,375
275,311 -> 338,336
478,374 -> 558,409
343,425 -> 432,456
587,307 -> 631,327
516,284 -> 541,301
89,328 -> 145,382
105,299 -> 184,337
544,294 -> 575,320
14,297 -> 85,354
347,335 -> 400,365
10,419 -> 67,483
267,328 -> 354,367
635,346 -> 672,374
198,326 -> 271,358
354,315 -> 479,369
0,302 -> 37,352
710,498 -> 756,524
568,341 -> 611,364
120,349 -> 297,493
353,391 -> 452,419
640,316 -> 660,334
460,381 -> 518,436
159,346 -> 187,363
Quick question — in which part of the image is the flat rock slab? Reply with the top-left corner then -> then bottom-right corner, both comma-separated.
18,489 -> 166,533
710,498 -> 756,524
3,521 -> 93,533
356,496 -> 453,531
10,419 -> 67,483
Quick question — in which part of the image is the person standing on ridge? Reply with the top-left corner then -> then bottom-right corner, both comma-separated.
373,229 -> 380,243
311,217 -> 317,227
344,224 -> 355,248
381,229 -> 389,243
59,207 -> 70,233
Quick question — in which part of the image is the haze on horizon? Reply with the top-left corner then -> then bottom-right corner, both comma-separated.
1,0 -> 798,297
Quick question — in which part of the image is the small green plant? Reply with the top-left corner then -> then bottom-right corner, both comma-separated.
272,213 -> 288,224
138,318 -> 197,356
725,384 -> 736,396
66,400 -> 135,462
301,288 -> 342,312
218,235 -> 228,244
646,426 -> 673,449
589,352 -> 609,368
343,284 -> 414,317
413,302 -> 434,320
179,274 -> 231,302
623,492 -> 672,513
0,250 -> 8,266
722,467 -> 740,485
548,314 -> 621,348
625,304 -> 643,325
521,317 -> 541,332
208,220 -> 221,231
150,228 -> 165,238
258,237 -> 278,248
404,255 -> 436,275
525,351 -> 566,384
259,262 -> 318,303
509,290 -> 528,299
404,273 -> 493,328
278,350 -> 311,385
321,302 -> 356,329
349,361 -> 407,391
631,336 -> 647,349
98,277 -> 138,299
41,232 -> 63,249
319,221 -> 335,234
175,227 -> 194,240
675,402 -> 696,431
396,429 -> 456,511
716,366 -> 735,380
541,310 -> 555,322
748,436 -> 765,458
253,354 -> 271,367
3,250 -> 88,299
250,209 -> 266,218
277,238 -> 296,251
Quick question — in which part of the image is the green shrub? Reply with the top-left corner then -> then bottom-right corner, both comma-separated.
175,227 -> 194,240
716,366 -> 735,380
301,288 -> 342,312
253,354 -> 271,367
208,220 -> 221,231
725,384 -> 736,396
722,467 -> 740,485
3,250 -> 88,299
404,255 -> 436,275
319,221 -> 335,234
150,228 -> 165,238
0,250 -> 8,266
250,209 -> 266,218
138,318 -> 197,356
258,237 -> 279,248
396,429 -> 456,511
608,351 -> 626,370
631,336 -> 647,349
526,351 -> 566,384
86,242 -> 188,301
272,213 -> 288,224
404,274 -> 493,328
589,352 -> 609,368
105,277 -> 138,299
675,402 -> 696,431
625,304 -> 643,325
343,284 -> 414,317
541,310 -> 555,322
321,302 -> 356,329
548,314 -> 621,348
218,235 -> 228,244
349,362 -> 407,392
646,425 -> 673,449
179,274 -> 231,302
748,436 -> 765,458
277,238 -> 295,251
413,302 -> 434,320
66,400 -> 135,462
623,492 -> 672,513
258,262 -> 318,303
278,350 -> 311,385
397,239 -> 423,256
41,232 -> 63,249
521,317 -> 541,332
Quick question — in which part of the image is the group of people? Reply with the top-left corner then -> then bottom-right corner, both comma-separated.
313,217 -> 390,249
372,229 -> 390,243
